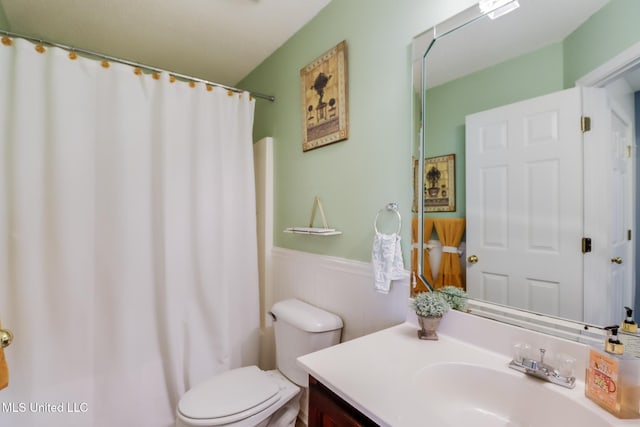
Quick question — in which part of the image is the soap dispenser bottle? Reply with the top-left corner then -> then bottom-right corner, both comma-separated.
605,325 -> 624,355
621,306 -> 638,334
585,325 -> 640,419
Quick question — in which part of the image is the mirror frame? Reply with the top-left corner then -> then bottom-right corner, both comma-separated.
414,0 -> 640,352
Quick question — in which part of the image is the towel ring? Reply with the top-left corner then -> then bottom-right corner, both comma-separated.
374,203 -> 402,234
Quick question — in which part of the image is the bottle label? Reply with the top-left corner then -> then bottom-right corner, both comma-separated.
586,349 -> 619,412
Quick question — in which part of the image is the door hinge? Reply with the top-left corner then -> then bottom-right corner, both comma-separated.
582,237 -> 592,253
628,230 -> 632,241
581,116 -> 591,133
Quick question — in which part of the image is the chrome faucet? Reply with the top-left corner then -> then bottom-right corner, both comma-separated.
509,348 -> 576,389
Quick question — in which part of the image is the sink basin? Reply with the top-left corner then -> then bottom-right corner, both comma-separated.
401,362 -> 611,427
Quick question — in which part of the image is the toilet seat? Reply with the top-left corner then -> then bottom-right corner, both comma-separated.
177,366 -> 281,425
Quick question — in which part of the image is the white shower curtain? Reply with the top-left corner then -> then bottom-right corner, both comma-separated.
0,38 -> 260,427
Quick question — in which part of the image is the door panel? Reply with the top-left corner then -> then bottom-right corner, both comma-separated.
466,87 -> 583,320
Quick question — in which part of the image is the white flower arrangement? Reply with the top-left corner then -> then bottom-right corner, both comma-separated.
439,286 -> 468,311
410,291 -> 450,318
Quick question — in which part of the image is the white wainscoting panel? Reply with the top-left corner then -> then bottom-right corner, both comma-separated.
265,247 -> 409,353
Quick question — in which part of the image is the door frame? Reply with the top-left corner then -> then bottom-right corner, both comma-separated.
578,41 -> 640,325
577,40 -> 640,88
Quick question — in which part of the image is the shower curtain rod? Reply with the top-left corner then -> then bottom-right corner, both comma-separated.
0,30 -> 275,102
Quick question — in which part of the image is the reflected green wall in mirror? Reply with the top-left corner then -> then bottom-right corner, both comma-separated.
423,43 -> 565,217
420,0 -> 640,219
564,0 -> 640,87
0,4 -> 7,29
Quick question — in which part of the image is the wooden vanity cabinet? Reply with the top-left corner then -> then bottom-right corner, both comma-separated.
308,375 -> 379,427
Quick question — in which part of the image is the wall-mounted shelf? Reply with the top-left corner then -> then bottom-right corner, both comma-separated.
284,197 -> 342,236
284,227 -> 342,236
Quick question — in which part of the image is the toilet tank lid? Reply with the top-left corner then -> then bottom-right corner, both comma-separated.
270,299 -> 343,332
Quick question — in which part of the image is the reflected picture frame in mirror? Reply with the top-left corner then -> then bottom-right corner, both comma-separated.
412,0 -> 640,356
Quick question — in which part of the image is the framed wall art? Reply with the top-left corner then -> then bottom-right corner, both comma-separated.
424,154 -> 456,212
301,40 -> 349,152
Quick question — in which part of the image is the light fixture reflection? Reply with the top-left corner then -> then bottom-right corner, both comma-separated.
479,0 -> 520,20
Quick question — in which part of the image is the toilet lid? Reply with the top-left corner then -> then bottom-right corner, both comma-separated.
178,366 -> 280,422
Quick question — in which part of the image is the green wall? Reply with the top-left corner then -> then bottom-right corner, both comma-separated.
4,0 -> 638,266
239,0 -> 640,263
240,0 -> 477,262
0,0 -> 479,265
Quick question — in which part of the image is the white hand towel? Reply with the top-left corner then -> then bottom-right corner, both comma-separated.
372,232 -> 407,294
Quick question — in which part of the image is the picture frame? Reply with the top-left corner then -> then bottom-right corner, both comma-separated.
423,154 -> 456,212
300,40 -> 349,152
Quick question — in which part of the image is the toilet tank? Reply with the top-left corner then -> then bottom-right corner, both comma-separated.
270,299 -> 343,387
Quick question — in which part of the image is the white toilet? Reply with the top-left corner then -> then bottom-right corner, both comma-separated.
176,299 -> 343,427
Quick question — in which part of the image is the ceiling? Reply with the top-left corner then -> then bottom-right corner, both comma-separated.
0,0 -> 331,87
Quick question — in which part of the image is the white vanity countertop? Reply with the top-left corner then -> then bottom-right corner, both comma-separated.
297,311 -> 638,427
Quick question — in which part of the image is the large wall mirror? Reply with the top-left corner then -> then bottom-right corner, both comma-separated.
412,0 -> 640,355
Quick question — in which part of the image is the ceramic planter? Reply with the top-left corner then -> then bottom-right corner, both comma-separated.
417,315 -> 442,340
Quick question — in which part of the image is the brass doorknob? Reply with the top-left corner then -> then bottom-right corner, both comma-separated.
467,255 -> 479,264
0,328 -> 13,349
611,257 -> 623,264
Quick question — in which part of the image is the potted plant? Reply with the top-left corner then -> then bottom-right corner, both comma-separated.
426,166 -> 441,197
439,286 -> 469,312
410,291 -> 450,340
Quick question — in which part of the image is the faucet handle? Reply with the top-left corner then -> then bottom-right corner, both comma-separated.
512,342 -> 531,363
555,353 -> 576,377
508,346 -> 576,389
539,348 -> 546,363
